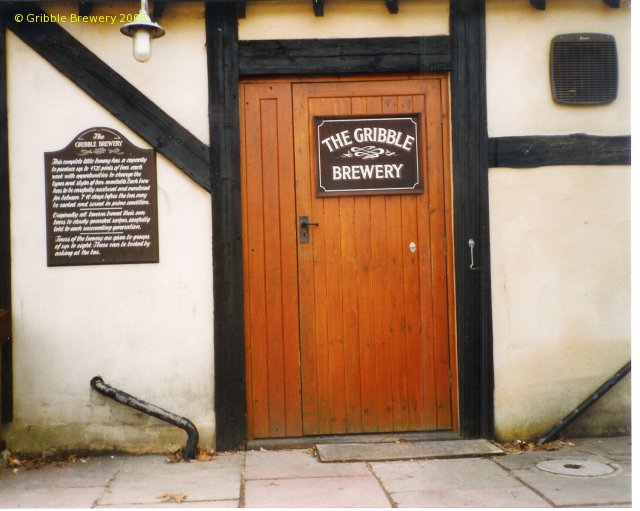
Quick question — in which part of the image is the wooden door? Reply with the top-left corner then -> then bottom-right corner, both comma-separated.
241,76 -> 457,439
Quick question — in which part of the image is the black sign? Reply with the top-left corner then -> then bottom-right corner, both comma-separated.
44,128 -> 159,266
315,115 -> 422,196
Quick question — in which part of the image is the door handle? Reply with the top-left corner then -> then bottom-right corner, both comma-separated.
299,216 -> 319,244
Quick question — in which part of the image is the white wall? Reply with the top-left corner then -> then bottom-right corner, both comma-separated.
486,1 -> 631,440
5,3 -> 214,453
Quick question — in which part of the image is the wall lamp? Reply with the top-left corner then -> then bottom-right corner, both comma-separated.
120,0 -> 165,62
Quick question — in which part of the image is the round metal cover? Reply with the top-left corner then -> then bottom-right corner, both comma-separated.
536,459 -> 616,477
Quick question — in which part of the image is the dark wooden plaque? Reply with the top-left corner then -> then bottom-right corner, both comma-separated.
44,127 -> 159,266
315,114 -> 422,196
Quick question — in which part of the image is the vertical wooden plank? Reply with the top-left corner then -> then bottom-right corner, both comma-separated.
274,84 -> 303,438
339,195 -> 362,433
397,92 -> 424,431
260,97 -> 287,436
366,96 -> 394,431
381,95 -> 409,431
242,85 -> 269,439
319,96 -> 348,434
293,87 -> 319,435
424,80 -> 453,429
240,84 -> 254,439
440,76 -> 459,433
206,4 -> 246,451
350,96 -> 378,433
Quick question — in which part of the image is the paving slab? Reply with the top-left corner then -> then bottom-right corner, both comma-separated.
243,475 -> 391,508
390,486 -> 552,508
0,456 -> 123,491
370,457 -> 520,492
316,439 -> 502,462
97,453 -> 243,507
512,461 -> 632,507
0,486 -> 105,508
244,448 -> 370,479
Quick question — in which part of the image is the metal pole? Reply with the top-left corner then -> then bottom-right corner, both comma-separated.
537,361 -> 631,445
90,376 -> 199,460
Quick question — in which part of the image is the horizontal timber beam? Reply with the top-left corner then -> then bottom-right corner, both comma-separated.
2,3 -> 210,191
239,36 -> 451,76
488,134 -> 631,168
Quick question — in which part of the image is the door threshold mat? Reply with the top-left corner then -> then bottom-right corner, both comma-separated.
315,439 -> 503,462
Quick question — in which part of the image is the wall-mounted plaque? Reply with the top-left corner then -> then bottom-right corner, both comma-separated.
315,115 -> 422,196
44,127 -> 159,266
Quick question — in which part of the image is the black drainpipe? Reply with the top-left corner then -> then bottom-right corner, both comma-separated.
537,361 -> 631,445
90,376 -> 199,460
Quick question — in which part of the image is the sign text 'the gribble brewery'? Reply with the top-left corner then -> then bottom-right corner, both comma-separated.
315,115 -> 422,196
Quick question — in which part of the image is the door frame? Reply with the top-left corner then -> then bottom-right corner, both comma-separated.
206,0 -> 493,451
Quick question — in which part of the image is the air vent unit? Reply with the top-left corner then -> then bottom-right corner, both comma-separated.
550,33 -> 618,105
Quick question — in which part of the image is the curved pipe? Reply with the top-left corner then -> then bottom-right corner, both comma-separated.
90,376 -> 199,460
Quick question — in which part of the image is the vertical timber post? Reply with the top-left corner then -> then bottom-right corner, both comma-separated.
0,8 -> 13,429
206,3 -> 246,451
450,0 -> 494,438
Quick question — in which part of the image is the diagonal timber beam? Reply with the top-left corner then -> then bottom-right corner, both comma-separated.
2,2 -> 210,191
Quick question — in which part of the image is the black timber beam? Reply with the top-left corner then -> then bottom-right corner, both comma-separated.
78,1 -> 93,16
239,36 -> 451,76
603,0 -> 621,7
450,0 -> 494,439
0,9 -> 13,424
205,3 -> 246,452
313,0 -> 323,16
152,1 -> 167,19
4,3 -> 210,191
385,0 -> 399,14
488,134 -> 631,168
530,0 -> 545,9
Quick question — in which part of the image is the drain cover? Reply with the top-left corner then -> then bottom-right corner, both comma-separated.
536,459 -> 616,477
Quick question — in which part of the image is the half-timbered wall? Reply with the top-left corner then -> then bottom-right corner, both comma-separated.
4,2 -> 215,453
0,0 -> 631,453
486,0 -> 631,440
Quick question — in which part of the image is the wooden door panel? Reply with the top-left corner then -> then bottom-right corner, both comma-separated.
293,79 -> 454,435
242,76 -> 456,439
241,82 -> 302,439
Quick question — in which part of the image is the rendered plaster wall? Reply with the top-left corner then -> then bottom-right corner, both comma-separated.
486,0 -> 631,440
5,3 -> 214,454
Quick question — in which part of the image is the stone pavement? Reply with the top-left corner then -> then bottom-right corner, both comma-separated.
0,436 -> 631,508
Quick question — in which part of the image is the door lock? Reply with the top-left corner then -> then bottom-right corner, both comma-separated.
299,216 -> 319,244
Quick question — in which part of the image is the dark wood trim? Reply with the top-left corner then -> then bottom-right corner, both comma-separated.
4,3 -> 210,191
604,0 -> 621,7
450,0 -> 494,439
0,10 -> 13,423
530,0 -> 546,10
385,0 -> 399,14
489,134 -> 631,168
152,1 -> 167,19
238,36 -> 451,76
206,3 -> 246,452
312,0 -> 323,16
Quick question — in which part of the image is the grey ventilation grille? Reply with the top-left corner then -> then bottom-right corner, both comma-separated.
550,33 -> 618,105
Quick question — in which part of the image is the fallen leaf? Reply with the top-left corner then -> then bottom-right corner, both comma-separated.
196,449 -> 215,462
158,492 -> 187,504
1,449 -> 22,467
